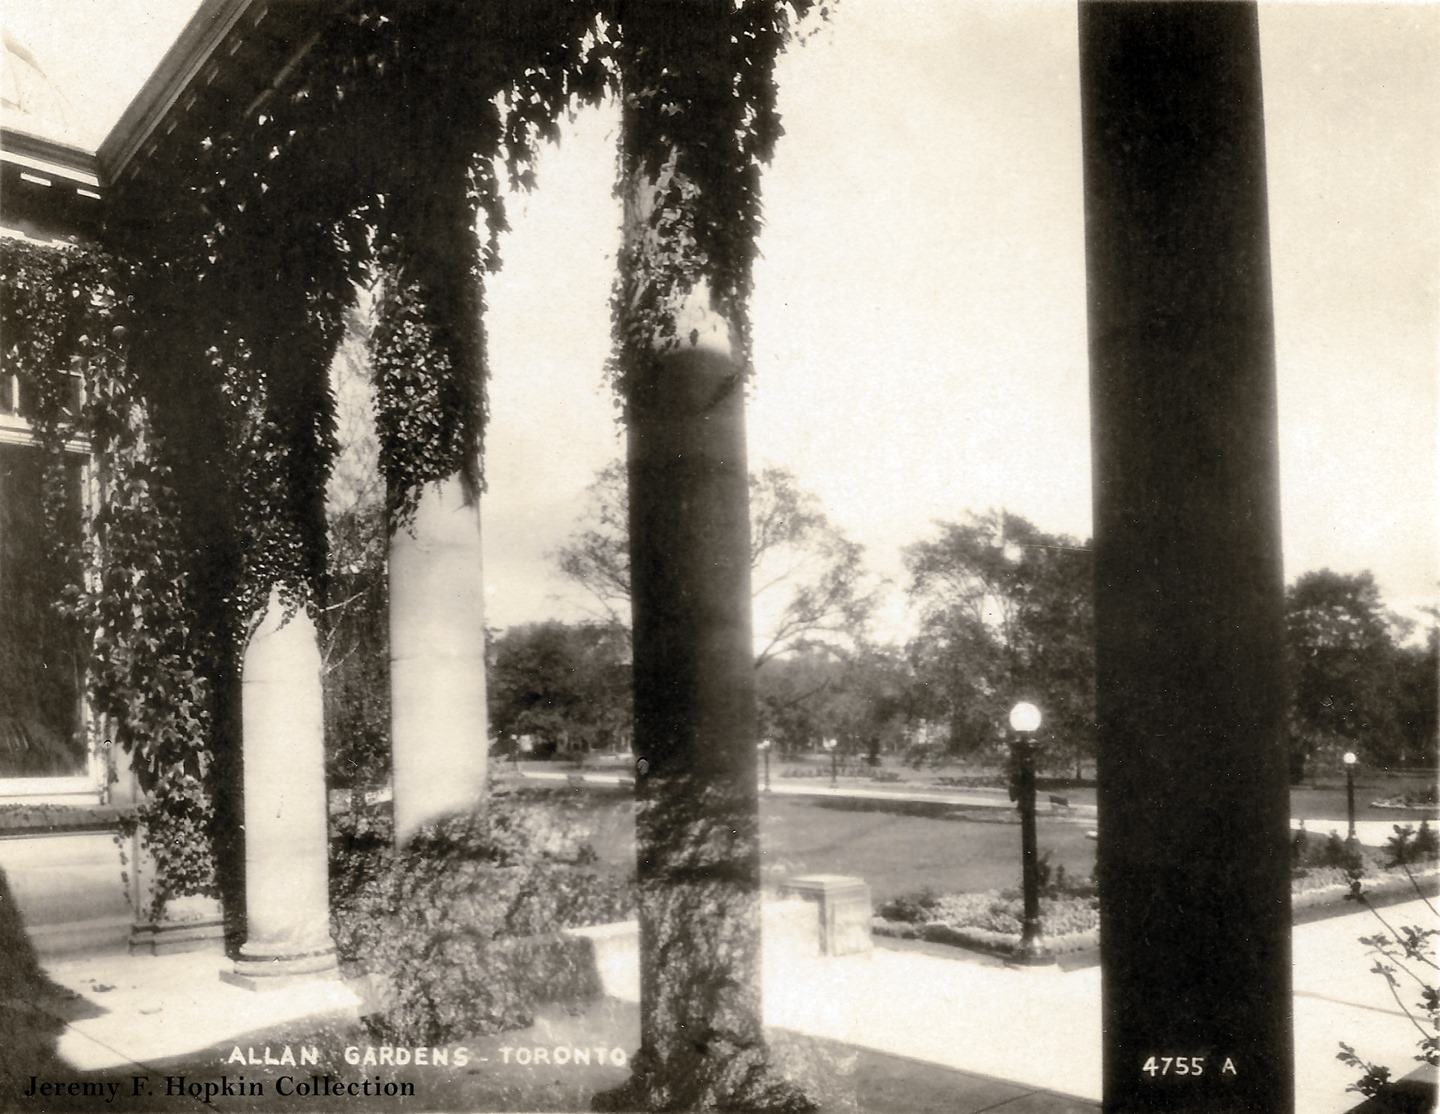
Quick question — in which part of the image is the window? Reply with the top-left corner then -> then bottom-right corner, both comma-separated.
0,442 -> 88,782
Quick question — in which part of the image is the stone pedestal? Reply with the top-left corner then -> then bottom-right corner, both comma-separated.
388,476 -> 489,845
223,590 -> 337,990
777,874 -> 872,956
129,892 -> 225,956
115,766 -> 225,956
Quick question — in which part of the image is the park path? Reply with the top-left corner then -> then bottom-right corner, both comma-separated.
516,767 -> 1434,847
513,767 -> 1099,817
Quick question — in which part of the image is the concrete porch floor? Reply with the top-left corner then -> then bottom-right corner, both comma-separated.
2,896 -> 1432,1113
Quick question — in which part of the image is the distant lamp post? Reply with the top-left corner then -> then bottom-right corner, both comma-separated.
1343,751 -> 1358,846
758,738 -> 773,792
1009,701 -> 1054,966
823,737 -> 838,788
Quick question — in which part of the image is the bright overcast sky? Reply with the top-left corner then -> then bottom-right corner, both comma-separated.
4,1 -> 1437,640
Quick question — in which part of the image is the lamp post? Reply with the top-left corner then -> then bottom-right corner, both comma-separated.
1010,701 -> 1053,966
1343,751 -> 1358,847
758,738 -> 773,793
823,737 -> 838,789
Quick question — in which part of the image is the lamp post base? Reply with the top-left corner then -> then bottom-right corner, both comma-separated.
1009,931 -> 1057,967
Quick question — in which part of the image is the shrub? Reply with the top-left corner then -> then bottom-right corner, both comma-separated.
1386,821 -> 1440,868
1418,820 -> 1440,859
330,791 -> 634,1044
1310,832 -> 1365,872
1291,825 -> 1310,866
875,888 -> 941,924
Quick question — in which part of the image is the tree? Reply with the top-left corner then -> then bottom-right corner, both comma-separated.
555,461 -> 874,667
903,509 -> 1095,774
1393,617 -> 1439,769
826,644 -> 918,762
488,621 -> 630,759
1284,569 -> 1411,780
755,649 -> 842,756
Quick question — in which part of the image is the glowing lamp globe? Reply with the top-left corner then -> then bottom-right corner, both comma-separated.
1010,702 -> 1042,734
1343,752 -> 1357,767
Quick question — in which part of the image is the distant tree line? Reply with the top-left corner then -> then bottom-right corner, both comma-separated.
323,451 -> 1437,782
1283,570 -> 1436,779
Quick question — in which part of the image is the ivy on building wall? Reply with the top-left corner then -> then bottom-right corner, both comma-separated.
0,236 -> 218,907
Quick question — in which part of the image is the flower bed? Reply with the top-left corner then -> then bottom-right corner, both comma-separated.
874,889 -> 1100,958
1291,862 -> 1440,912
873,859 -> 1440,961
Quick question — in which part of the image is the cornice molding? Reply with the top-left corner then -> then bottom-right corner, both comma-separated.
97,0 -> 262,184
0,126 -> 100,186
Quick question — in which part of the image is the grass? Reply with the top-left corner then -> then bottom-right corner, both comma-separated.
514,785 -> 1097,904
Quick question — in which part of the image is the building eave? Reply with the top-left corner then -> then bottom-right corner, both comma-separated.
0,126 -> 100,186
97,0 -> 267,186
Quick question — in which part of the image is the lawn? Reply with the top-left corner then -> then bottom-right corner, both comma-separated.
517,786 -> 1097,904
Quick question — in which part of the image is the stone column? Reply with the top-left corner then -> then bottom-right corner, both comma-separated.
1079,4 -> 1292,1112
388,476 -> 489,844
222,589 -> 338,987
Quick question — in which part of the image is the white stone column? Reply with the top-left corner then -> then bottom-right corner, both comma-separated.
389,474 -> 489,845
223,588 -> 338,987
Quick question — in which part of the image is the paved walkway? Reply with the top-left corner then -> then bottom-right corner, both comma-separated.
26,951 -> 361,1075
513,767 -> 1100,818
17,896 -> 1432,1114
770,896 -> 1432,1114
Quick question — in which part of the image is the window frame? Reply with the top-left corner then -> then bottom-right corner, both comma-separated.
0,381 -> 105,804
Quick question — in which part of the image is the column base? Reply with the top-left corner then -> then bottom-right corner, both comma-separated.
220,946 -> 340,991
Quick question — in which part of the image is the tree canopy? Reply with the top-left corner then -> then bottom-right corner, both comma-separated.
489,621 -> 631,759
903,509 -> 1095,771
1283,568 -> 1429,778
555,460 -> 875,666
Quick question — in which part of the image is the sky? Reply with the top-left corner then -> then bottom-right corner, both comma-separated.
3,0 -> 1436,642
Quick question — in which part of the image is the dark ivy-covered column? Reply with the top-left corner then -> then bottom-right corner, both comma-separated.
1079,4 -> 1292,1112
597,3 -> 811,1111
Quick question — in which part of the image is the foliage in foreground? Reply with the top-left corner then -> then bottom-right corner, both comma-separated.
1337,864 -> 1439,1108
330,792 -> 634,1044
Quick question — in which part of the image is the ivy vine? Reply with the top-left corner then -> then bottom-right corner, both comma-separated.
0,237 -> 217,907
0,0 -> 828,934
610,0 -> 823,403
